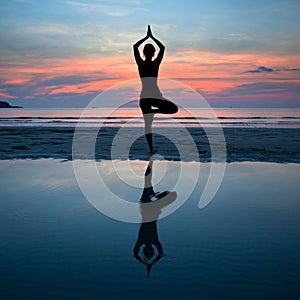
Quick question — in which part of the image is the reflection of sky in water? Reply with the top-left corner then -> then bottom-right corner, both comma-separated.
96,160 -> 182,202
0,159 -> 300,299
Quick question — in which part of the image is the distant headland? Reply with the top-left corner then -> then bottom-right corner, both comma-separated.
0,101 -> 22,108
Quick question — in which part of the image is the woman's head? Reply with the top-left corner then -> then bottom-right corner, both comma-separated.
143,43 -> 155,59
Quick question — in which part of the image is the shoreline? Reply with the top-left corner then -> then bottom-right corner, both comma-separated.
1,126 -> 299,163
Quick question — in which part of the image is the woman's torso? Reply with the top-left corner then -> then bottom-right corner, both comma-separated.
138,60 -> 162,99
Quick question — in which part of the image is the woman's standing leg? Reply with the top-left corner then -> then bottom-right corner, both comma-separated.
140,99 -> 155,153
143,112 -> 155,154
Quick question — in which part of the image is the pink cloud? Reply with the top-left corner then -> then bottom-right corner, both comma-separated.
0,50 -> 299,106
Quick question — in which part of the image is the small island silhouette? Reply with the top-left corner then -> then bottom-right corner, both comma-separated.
0,101 -> 22,108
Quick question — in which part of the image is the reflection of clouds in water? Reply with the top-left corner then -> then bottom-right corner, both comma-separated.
96,160 -> 181,202
0,159 -> 76,190
73,156 -> 200,222
110,158 -> 167,188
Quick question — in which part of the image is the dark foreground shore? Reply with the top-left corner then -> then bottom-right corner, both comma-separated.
1,127 -> 299,162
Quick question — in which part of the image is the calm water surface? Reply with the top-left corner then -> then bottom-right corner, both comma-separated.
0,159 -> 299,299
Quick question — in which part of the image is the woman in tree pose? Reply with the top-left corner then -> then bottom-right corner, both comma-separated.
133,25 -> 178,154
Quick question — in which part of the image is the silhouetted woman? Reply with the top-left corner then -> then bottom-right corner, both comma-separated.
133,25 -> 178,154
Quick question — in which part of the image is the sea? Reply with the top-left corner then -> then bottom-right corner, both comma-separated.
1,107 -> 300,299
0,107 -> 299,128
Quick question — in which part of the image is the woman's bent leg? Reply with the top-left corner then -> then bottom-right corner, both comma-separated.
150,98 -> 178,114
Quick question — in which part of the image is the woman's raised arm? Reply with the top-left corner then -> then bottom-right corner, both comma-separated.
133,31 -> 148,64
147,25 -> 165,63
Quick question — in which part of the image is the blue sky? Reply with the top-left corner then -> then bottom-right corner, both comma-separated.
0,0 -> 299,107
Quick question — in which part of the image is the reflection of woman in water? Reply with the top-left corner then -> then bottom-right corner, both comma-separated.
133,25 -> 178,154
133,160 -> 177,277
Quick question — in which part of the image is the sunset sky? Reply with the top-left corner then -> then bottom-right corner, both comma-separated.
0,0 -> 299,107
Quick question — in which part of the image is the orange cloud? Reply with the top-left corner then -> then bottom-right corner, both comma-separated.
1,50 -> 299,102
